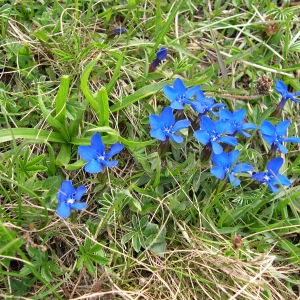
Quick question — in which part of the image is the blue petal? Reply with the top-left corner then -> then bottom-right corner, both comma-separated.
150,128 -> 167,141
228,150 -> 240,165
267,182 -> 279,193
211,166 -> 226,179
275,142 -> 288,154
200,116 -> 215,132
149,114 -> 163,130
106,143 -> 124,158
170,101 -> 185,110
162,86 -> 177,101
74,185 -> 86,200
70,202 -> 87,211
78,146 -> 97,161
232,163 -> 253,173
260,120 -> 276,136
102,160 -> 119,168
161,107 -> 175,126
56,202 -> 71,218
212,152 -> 229,167
284,136 -> 300,143
211,141 -> 223,154
168,133 -> 184,143
216,120 -> 234,134
172,119 -> 191,132
275,80 -> 288,96
241,123 -> 257,130
233,109 -> 246,123
194,130 -> 210,144
186,85 -> 200,99
91,133 -> 105,154
273,174 -> 291,186
173,78 -> 186,93
276,120 -> 290,136
219,135 -> 238,146
60,180 -> 75,196
266,157 -> 283,175
252,172 -> 266,182
228,173 -> 240,187
219,109 -> 232,120
156,47 -> 167,61
84,160 -> 104,173
261,133 -> 275,145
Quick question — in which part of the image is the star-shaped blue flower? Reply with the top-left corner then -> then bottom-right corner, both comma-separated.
149,106 -> 191,143
275,80 -> 300,103
252,157 -> 291,193
260,120 -> 300,154
187,89 -> 225,116
56,180 -> 87,218
193,115 -> 238,154
219,108 -> 256,137
78,133 -> 124,174
211,150 -> 253,186
162,78 -> 200,109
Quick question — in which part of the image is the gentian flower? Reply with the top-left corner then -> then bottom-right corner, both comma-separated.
274,80 -> 300,112
219,108 -> 256,137
149,106 -> 191,143
149,47 -> 168,72
113,27 -> 127,35
56,180 -> 87,218
211,150 -> 253,186
187,89 -> 225,116
78,133 -> 124,174
260,120 -> 300,154
252,157 -> 291,193
162,78 -> 200,109
193,115 -> 238,154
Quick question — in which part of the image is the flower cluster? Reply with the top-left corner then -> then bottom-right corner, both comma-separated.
56,133 -> 124,218
149,78 -> 299,192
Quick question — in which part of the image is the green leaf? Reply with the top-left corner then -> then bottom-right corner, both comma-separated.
95,87 -> 109,127
55,75 -> 70,123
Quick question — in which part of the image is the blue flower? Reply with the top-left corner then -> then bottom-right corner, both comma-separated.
193,116 -> 238,154
219,108 -> 256,137
274,80 -> 300,113
260,120 -> 300,154
211,150 -> 253,186
162,78 -> 200,109
275,80 -> 300,103
187,89 -> 225,116
149,106 -> 191,143
149,47 -> 168,72
78,133 -> 124,174
113,27 -> 127,35
252,158 -> 291,193
56,180 -> 87,218
156,47 -> 168,61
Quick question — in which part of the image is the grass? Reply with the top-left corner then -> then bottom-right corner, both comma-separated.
0,0 -> 300,299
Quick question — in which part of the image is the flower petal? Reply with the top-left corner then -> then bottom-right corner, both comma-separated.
252,172 -> 266,182
78,146 -> 97,161
228,173 -> 240,186
172,119 -> 191,132
284,136 -> 300,143
70,202 -> 87,211
260,120 -> 275,136
276,120 -> 290,137
212,152 -> 229,167
74,185 -> 86,200
232,163 -> 253,173
150,128 -> 167,141
272,174 -> 291,186
173,78 -> 186,93
211,141 -> 223,154
162,86 -> 177,101
275,80 -> 288,96
84,160 -> 104,173
266,157 -> 283,175
194,130 -> 210,145
168,133 -> 184,143
60,180 -> 75,196
211,166 -> 226,179
200,116 -> 215,132
56,202 -> 71,218
102,160 -> 119,168
186,85 -> 200,99
91,133 -> 105,154
106,143 -> 124,158
160,107 -> 175,126
149,114 -> 163,130
219,135 -> 238,146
